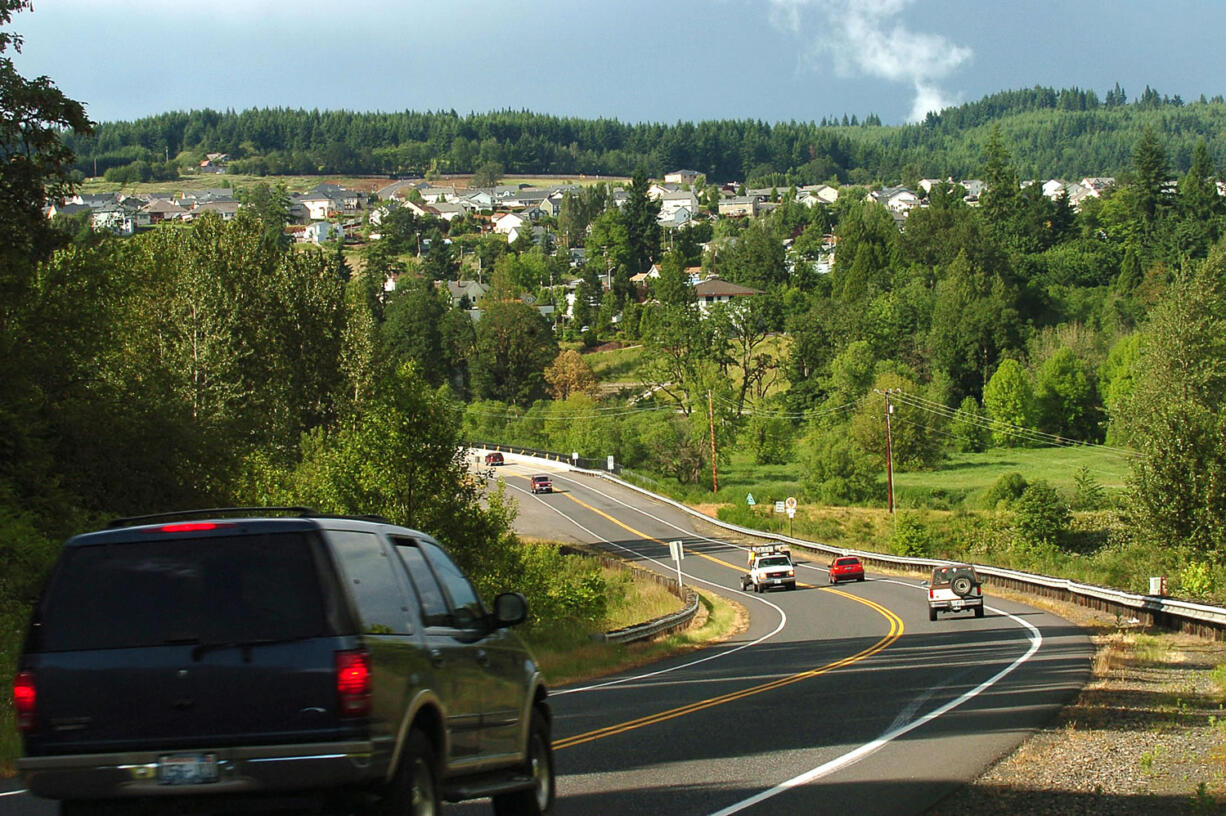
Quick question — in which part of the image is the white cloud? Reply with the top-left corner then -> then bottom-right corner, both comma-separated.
770,0 -> 972,121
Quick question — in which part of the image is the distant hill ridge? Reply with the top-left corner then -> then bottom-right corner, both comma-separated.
65,84 -> 1226,187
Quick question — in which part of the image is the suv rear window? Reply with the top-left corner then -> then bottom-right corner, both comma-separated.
33,532 -> 336,652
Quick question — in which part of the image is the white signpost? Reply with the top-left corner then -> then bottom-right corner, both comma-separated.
668,540 -> 685,589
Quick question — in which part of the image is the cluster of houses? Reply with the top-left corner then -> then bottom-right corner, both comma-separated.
48,168 -> 1160,331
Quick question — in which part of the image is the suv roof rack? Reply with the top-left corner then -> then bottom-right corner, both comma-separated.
105,507 -> 318,529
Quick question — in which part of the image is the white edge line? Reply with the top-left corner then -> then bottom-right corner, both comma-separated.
707,603 -> 1043,816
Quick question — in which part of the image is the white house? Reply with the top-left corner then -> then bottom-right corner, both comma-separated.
664,169 -> 699,185
302,221 -> 343,244
492,212 -> 529,236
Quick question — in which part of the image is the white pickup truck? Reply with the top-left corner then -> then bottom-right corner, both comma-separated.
740,545 -> 797,593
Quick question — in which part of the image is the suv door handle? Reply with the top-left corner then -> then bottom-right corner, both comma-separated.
429,648 -> 445,668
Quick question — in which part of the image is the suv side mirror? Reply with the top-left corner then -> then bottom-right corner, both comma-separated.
493,592 -> 528,628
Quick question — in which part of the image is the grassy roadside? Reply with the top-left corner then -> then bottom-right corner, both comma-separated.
526,588 -> 745,687
928,588 -> 1226,814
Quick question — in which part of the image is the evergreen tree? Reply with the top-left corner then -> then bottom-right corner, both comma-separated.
622,168 -> 662,277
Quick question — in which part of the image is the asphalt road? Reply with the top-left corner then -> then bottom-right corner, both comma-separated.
2,458 -> 1094,815
480,458 -> 1093,815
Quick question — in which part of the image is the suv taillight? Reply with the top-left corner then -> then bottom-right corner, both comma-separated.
335,650 -> 371,717
14,671 -> 36,733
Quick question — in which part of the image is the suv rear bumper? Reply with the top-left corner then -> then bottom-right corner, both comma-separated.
19,740 -> 380,801
929,597 -> 983,611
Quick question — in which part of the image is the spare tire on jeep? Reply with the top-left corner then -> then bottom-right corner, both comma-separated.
951,575 -> 974,596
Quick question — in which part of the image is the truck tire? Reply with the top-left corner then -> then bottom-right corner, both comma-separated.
493,705 -> 555,815
928,606 -> 938,622
974,604 -> 985,618
952,576 -> 974,597
382,728 -> 440,816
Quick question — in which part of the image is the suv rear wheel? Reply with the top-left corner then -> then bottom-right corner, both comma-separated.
493,706 -> 555,815
383,729 -> 440,816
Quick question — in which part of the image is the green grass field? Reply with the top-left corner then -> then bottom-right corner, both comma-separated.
894,444 -> 1133,509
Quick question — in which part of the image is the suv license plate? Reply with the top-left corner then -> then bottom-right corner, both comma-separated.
158,753 -> 219,785
950,601 -> 964,611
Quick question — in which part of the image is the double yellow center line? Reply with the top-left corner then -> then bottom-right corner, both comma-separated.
549,486 -> 906,751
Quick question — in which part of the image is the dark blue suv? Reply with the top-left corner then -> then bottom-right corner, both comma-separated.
14,509 -> 554,815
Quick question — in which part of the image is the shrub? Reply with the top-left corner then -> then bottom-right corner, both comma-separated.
983,472 -> 1029,509
1013,480 -> 1070,546
1178,561 -> 1215,601
1073,466 -> 1107,510
890,512 -> 933,557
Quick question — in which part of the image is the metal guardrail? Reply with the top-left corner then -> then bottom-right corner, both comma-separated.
563,466 -> 1226,642
600,589 -> 701,643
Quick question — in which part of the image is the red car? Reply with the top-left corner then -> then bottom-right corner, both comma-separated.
828,556 -> 865,584
530,475 -> 553,494
484,451 -> 504,466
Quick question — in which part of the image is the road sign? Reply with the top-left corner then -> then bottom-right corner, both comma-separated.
669,541 -> 684,589
774,500 -> 785,513
787,507 -> 796,518
746,493 -> 756,506
785,496 -> 797,510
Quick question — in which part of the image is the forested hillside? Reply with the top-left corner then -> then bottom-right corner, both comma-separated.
3,0 -> 1225,624
64,84 -> 1226,185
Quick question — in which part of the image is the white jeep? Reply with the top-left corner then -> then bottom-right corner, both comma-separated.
924,564 -> 985,620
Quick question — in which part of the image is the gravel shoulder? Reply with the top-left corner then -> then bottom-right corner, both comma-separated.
928,590 -> 1226,815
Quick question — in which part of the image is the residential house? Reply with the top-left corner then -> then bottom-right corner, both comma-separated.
659,189 -> 699,217
296,191 -> 337,221
462,189 -> 496,209
718,196 -> 760,218
537,196 -> 562,218
492,212 -> 529,236
431,201 -> 469,222
795,184 -> 839,207
187,200 -> 242,221
1042,179 -> 1069,200
419,185 -> 457,205
46,201 -> 92,219
693,275 -> 762,314
90,202 -> 135,236
658,206 -> 694,229
867,186 -> 921,215
142,199 -> 187,224
501,188 -> 551,209
443,280 -> 489,309
302,220 -> 343,244
648,182 -> 681,200
664,169 -> 699,186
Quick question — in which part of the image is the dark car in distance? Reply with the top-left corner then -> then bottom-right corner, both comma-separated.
14,509 -> 554,816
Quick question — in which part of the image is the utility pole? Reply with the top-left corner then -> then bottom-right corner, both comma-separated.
708,390 -> 718,493
874,388 -> 900,513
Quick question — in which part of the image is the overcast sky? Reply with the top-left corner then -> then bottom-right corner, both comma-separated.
10,0 -> 1226,127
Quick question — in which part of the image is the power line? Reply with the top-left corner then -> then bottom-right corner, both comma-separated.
890,391 -> 1141,459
